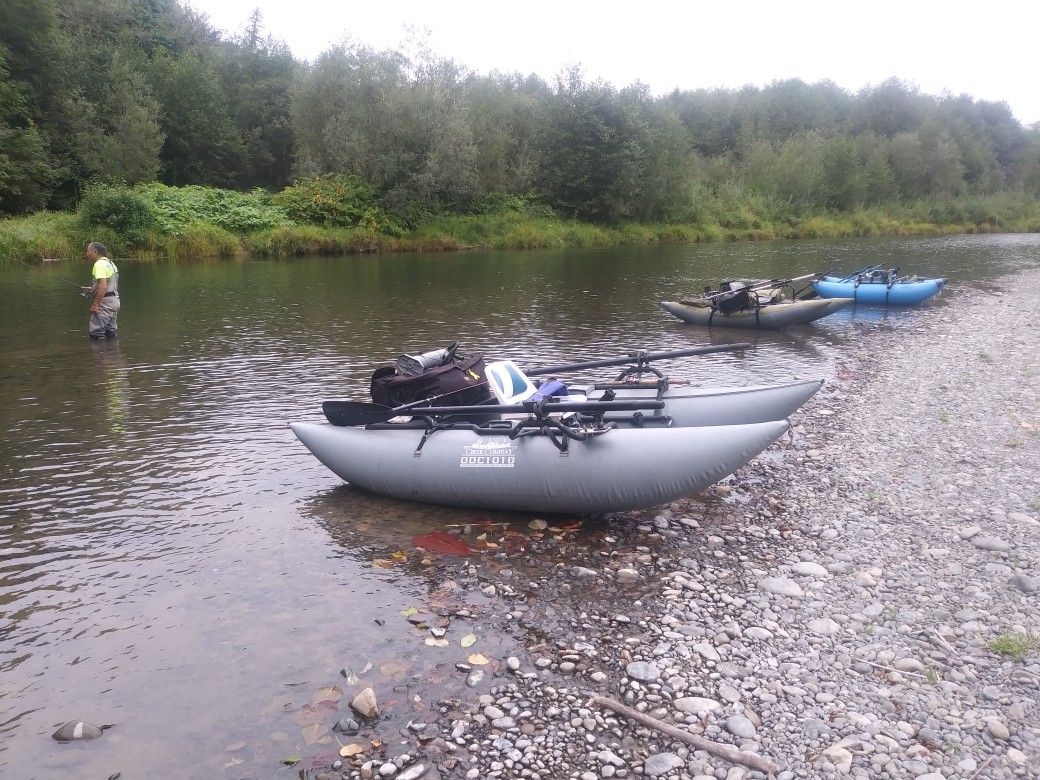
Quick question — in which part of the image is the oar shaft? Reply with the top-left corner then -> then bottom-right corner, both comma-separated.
527,343 -> 749,376
411,400 -> 665,415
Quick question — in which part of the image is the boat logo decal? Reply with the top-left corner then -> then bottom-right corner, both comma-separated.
460,437 -> 517,468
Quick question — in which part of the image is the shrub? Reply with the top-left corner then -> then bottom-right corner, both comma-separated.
79,184 -> 156,244
274,175 -> 385,229
135,183 -> 289,233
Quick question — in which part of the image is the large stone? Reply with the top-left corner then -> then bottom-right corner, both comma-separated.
791,561 -> 828,577
808,618 -> 841,637
625,661 -> 661,682
351,688 -> 379,719
894,658 -> 925,673
1011,573 -> 1038,593
692,642 -> 721,661
725,714 -> 756,739
643,752 -> 684,777
51,721 -> 104,741
972,535 -> 1011,552
819,745 -> 852,770
674,697 -> 721,716
985,718 -> 1010,740
758,577 -> 804,597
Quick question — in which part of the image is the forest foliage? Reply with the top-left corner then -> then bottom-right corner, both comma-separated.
2,0 -> 1040,233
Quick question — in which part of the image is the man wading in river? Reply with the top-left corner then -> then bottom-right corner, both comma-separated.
81,242 -> 120,339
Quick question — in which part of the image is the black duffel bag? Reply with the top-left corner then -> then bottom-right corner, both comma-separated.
370,350 -> 493,409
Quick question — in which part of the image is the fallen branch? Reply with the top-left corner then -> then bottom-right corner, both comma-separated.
853,658 -> 928,680
588,695 -> 781,775
969,755 -> 995,779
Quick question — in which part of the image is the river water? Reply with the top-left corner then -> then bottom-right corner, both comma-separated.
0,234 -> 1037,777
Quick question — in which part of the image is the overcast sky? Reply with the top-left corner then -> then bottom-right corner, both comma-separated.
188,0 -> 1040,126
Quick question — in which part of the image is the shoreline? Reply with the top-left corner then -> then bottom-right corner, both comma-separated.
2,207 -> 1038,266
318,269 -> 1039,779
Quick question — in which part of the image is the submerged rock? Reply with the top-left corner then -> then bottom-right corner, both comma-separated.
351,688 -> 379,719
52,721 -> 104,741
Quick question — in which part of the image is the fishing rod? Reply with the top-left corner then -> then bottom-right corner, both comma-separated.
9,257 -> 90,298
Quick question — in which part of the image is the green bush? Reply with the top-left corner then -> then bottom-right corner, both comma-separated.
135,183 -> 289,233
273,175 -> 385,229
79,184 -> 156,243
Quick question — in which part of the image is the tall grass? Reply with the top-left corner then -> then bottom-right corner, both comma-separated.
3,186 -> 1039,266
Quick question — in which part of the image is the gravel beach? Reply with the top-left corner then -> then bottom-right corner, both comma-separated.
327,268 -> 1039,780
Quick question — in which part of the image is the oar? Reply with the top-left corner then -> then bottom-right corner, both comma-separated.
526,342 -> 749,376
700,273 -> 819,303
323,399 -> 666,427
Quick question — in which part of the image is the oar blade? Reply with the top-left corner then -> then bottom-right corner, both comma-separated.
322,401 -> 395,427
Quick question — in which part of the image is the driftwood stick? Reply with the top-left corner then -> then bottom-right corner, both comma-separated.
589,695 -> 781,775
854,658 -> 928,680
968,755 -> 995,779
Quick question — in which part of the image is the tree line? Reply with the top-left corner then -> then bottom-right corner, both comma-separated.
3,0 -> 1039,226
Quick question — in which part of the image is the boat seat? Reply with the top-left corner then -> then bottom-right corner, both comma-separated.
486,360 -> 539,404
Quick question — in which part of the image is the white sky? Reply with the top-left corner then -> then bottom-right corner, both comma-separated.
189,0 -> 1040,126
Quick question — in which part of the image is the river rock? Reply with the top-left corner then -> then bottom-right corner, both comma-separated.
1009,512 -> 1038,525
808,618 -> 841,636
985,718 -> 1009,740
335,718 -> 360,735
396,766 -> 427,780
643,752 -> 684,776
744,626 -> 774,640
1011,573 -> 1038,593
758,577 -> 804,597
725,715 -> 756,738
791,561 -> 828,577
820,745 -> 853,770
972,535 -> 1011,552
674,696 -> 721,716
625,661 -> 661,682
351,688 -> 379,719
52,721 -> 104,741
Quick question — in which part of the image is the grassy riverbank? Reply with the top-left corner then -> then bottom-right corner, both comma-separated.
2,183 -> 1039,264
